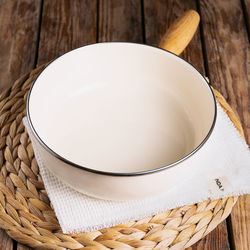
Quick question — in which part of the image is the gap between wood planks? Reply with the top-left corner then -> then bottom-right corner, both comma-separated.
33,0 -> 44,69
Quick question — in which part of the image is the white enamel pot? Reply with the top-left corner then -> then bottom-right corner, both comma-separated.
26,11 -> 217,200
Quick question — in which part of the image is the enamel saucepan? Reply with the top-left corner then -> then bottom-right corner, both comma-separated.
27,10 -> 216,200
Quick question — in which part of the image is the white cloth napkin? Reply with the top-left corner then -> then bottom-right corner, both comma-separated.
23,103 -> 250,234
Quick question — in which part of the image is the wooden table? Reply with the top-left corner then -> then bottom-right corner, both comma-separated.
0,0 -> 249,249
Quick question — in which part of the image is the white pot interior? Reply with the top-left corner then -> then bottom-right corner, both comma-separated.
28,43 -> 215,173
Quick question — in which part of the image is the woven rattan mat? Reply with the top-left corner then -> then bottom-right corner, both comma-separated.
0,64 -> 244,249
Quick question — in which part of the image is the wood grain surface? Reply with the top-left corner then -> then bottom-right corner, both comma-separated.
99,0 -> 143,42
0,0 -> 41,92
199,0 -> 249,142
0,230 -> 13,250
199,1 -> 250,249
37,0 -> 97,66
0,0 -> 249,249
16,244 -> 31,250
230,197 -> 250,250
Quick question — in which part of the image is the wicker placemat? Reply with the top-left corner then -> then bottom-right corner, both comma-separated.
0,64 -> 244,249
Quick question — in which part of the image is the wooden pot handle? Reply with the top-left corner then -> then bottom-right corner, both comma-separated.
159,10 -> 200,55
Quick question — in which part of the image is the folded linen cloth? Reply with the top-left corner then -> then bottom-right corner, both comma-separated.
23,103 -> 250,234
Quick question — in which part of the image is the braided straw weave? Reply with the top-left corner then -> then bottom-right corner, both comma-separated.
0,64 -> 244,249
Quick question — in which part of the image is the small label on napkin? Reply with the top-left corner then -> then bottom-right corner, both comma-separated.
208,176 -> 232,194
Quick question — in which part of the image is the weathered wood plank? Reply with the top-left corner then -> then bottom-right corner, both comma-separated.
199,0 -> 249,142
0,230 -> 13,250
98,0 -> 142,42
229,195 -> 250,250
37,0 -> 97,65
0,0 -> 41,92
199,0 -> 250,249
0,0 -> 42,249
144,0 -> 231,249
17,243 -> 32,250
